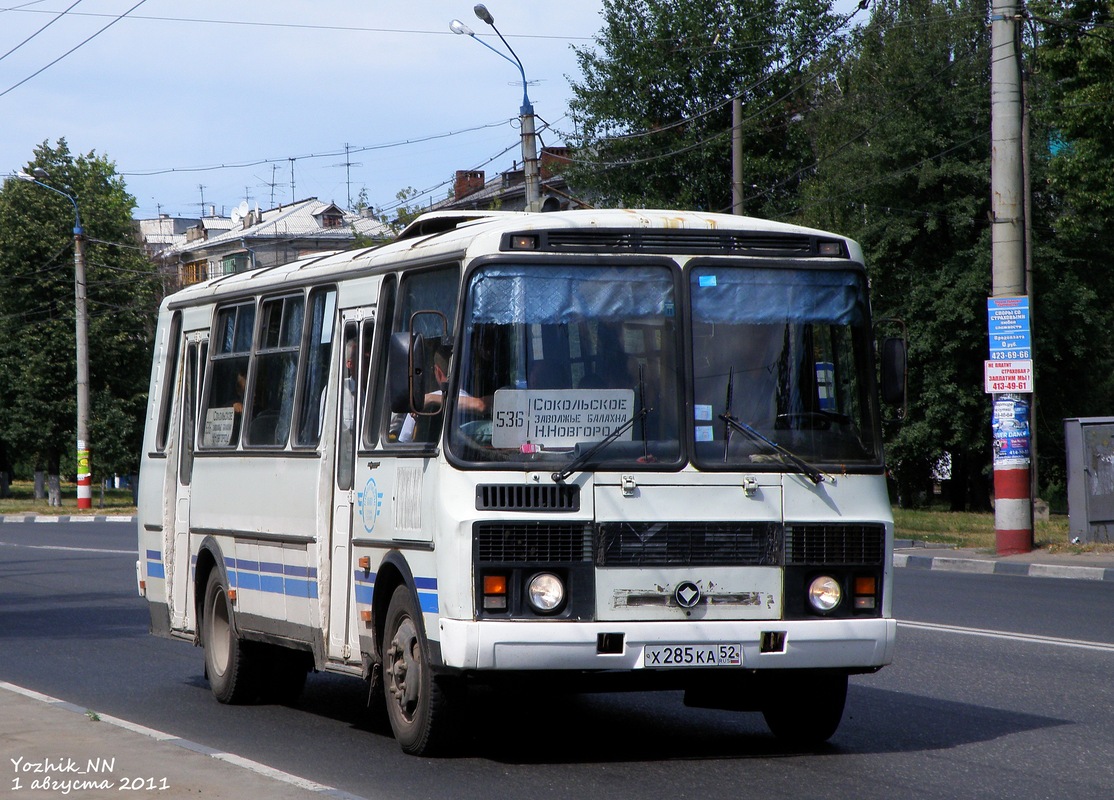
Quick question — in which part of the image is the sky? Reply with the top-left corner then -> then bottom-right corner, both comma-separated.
0,1 -> 607,220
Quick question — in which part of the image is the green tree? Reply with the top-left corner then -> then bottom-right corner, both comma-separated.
1024,0 -> 1114,503
392,186 -> 425,230
0,139 -> 160,496
567,0 -> 841,215
795,0 -> 994,508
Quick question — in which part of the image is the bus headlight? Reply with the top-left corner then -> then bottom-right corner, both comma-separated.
526,573 -> 565,614
808,575 -> 842,613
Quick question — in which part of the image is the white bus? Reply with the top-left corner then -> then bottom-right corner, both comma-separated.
137,208 -> 905,755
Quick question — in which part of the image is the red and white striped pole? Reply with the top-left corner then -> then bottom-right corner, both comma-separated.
992,396 -> 1031,555
989,0 -> 1031,554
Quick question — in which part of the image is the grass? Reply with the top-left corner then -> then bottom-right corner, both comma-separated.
0,480 -> 136,516
892,506 -> 1114,554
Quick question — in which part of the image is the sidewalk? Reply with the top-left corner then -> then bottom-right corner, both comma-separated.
0,682 -> 364,800
894,540 -> 1114,581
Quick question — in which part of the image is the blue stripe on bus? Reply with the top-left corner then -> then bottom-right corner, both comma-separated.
225,557 -> 319,600
353,571 -> 438,614
145,549 -> 165,579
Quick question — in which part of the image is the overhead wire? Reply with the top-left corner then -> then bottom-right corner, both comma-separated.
0,0 -> 83,64
0,0 -> 150,99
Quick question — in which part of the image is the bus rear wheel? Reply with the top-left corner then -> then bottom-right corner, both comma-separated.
202,571 -> 259,704
383,585 -> 452,755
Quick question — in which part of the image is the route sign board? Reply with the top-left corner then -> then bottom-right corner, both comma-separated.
987,296 -> 1031,360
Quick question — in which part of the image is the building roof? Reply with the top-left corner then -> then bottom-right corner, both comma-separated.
158,198 -> 391,261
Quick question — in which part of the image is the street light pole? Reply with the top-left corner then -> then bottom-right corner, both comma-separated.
16,169 -> 92,510
451,4 -> 541,212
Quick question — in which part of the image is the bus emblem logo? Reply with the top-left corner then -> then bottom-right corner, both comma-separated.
358,476 -> 383,533
674,581 -> 701,609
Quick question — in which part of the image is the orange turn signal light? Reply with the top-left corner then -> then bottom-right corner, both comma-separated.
484,575 -> 507,595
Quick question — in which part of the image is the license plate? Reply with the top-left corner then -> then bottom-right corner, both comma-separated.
644,643 -> 743,667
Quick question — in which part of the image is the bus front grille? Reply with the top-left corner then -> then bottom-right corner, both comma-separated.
596,522 -> 783,567
475,484 -> 581,512
784,523 -> 886,565
475,522 -> 593,563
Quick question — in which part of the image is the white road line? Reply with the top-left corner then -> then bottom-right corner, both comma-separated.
0,541 -> 133,555
0,681 -> 369,800
899,620 -> 1114,652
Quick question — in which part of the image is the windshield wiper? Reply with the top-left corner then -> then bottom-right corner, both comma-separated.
552,408 -> 649,483
718,413 -> 826,485
553,365 -> 651,484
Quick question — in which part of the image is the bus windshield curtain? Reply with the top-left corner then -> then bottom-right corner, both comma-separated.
469,265 -> 672,325
692,268 -> 866,325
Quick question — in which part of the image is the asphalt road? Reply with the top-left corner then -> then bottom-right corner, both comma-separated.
2,520 -> 1113,800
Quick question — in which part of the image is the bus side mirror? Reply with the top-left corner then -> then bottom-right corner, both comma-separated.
880,337 -> 907,406
387,331 -> 428,414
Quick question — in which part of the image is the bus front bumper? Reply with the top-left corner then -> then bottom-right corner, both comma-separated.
437,617 -> 896,672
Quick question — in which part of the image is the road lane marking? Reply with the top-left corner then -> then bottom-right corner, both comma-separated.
0,681 -> 370,800
899,620 -> 1114,652
0,541 -> 133,555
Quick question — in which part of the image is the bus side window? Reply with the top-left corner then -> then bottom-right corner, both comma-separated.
246,295 -> 304,447
294,287 -> 337,448
179,342 -> 201,485
385,266 -> 459,445
154,311 -> 182,452
201,303 -> 255,448
367,276 -> 396,448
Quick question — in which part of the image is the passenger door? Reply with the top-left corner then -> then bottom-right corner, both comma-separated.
328,310 -> 374,663
172,332 -> 207,631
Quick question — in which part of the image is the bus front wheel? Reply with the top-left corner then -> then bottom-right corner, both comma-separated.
383,585 -> 453,755
202,571 -> 259,704
761,671 -> 847,747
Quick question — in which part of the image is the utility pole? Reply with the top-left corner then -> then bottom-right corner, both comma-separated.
732,96 -> 744,215
452,5 -> 541,212
988,0 -> 1031,554
16,169 -> 91,509
73,223 -> 91,510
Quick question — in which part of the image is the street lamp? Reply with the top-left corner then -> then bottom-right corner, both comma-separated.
16,167 -> 93,510
451,4 -> 542,212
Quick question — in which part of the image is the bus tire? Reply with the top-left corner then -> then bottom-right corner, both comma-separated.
761,671 -> 847,747
202,571 -> 259,704
383,584 -> 452,755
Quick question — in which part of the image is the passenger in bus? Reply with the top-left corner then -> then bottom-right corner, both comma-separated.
230,372 -> 247,443
396,345 -> 489,443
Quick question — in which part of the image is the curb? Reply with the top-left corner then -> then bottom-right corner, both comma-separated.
893,552 -> 1114,582
0,515 -> 135,524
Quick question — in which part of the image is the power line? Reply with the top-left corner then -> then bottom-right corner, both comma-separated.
0,0 -> 83,64
0,0 -> 150,99
119,119 -> 512,178
0,6 -> 597,42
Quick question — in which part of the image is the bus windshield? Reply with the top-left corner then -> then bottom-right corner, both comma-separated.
689,264 -> 882,469
449,262 -> 682,467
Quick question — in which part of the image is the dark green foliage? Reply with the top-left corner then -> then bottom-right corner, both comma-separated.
795,0 -> 995,507
0,139 -> 159,480
567,0 -> 840,216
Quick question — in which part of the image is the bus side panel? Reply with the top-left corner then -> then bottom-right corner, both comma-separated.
189,454 -> 325,641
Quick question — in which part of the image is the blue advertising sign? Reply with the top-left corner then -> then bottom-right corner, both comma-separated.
992,395 -> 1030,467
987,296 -> 1031,360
